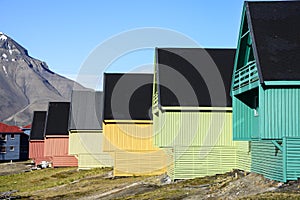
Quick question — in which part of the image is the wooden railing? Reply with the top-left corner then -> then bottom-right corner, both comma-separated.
233,61 -> 259,90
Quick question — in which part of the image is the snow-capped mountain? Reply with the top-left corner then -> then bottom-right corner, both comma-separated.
0,32 -> 85,125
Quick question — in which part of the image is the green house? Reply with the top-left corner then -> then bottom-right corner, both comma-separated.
232,1 -> 300,182
153,48 -> 251,180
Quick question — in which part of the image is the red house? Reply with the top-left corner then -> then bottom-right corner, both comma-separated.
28,111 -> 48,165
44,102 -> 77,167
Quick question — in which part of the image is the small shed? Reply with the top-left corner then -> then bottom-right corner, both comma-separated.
153,48 -> 250,180
103,73 -> 167,176
0,123 -> 29,161
232,1 -> 300,182
44,102 -> 78,167
69,90 -> 113,169
29,111 -> 48,165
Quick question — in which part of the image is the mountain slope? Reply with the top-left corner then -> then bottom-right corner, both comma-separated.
0,32 -> 85,125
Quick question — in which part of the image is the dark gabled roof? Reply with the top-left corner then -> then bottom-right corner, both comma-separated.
103,73 -> 153,120
246,1 -> 300,81
156,48 -> 235,107
30,111 -> 47,140
45,102 -> 70,136
69,90 -> 103,130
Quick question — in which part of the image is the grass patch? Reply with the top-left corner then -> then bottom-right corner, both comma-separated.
0,167 -> 111,194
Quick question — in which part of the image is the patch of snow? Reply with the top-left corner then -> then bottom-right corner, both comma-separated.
9,50 -> 13,55
2,65 -> 8,76
12,58 -> 15,62
0,34 -> 7,41
0,32 -> 3,35
2,53 -> 7,58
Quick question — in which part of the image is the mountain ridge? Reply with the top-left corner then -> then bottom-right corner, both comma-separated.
0,32 -> 86,126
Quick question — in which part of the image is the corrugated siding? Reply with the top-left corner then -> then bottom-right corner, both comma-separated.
103,123 -> 158,151
52,156 -> 78,167
69,131 -> 114,169
29,141 -> 44,159
236,141 -> 251,172
286,138 -> 300,180
262,88 -> 300,139
251,140 -> 284,182
44,137 -> 69,156
154,111 -> 234,147
171,146 -> 238,180
233,98 -> 255,140
69,131 -> 104,154
113,150 -> 167,176
78,154 -> 113,169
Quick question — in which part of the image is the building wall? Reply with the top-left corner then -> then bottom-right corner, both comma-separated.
286,138 -> 300,180
44,136 -> 77,167
69,131 -> 113,169
251,140 -> 284,182
103,123 -> 157,151
154,110 -> 234,147
29,140 -> 44,160
232,97 -> 256,140
113,150 -> 167,176
0,133 -> 28,161
261,88 -> 300,139
103,122 -> 168,176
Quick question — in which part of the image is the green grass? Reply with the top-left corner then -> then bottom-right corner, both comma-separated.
0,167 -> 111,193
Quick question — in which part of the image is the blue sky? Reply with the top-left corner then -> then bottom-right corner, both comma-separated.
2,0 -> 255,87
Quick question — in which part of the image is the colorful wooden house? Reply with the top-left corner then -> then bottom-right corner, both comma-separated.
232,1 -> 300,182
69,90 -> 113,169
29,111 -> 47,165
44,102 -> 78,167
103,73 -> 167,176
0,123 -> 29,161
153,48 -> 251,180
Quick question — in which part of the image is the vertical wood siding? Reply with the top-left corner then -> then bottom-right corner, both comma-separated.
69,131 -> 113,168
103,123 -> 158,151
29,140 -> 44,159
44,137 -> 78,167
44,137 -> 69,156
233,98 -> 255,140
154,111 -> 234,147
262,88 -> 300,139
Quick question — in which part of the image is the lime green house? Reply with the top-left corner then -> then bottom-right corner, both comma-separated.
153,48 -> 251,180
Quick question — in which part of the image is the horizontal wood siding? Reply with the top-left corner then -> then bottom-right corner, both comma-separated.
52,156 -> 78,167
171,146 -> 237,179
113,150 -> 167,176
251,140 -> 284,182
236,141 -> 251,172
78,154 -> 113,169
29,140 -> 44,159
286,137 -> 300,180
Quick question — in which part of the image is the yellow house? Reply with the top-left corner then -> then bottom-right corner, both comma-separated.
69,90 -> 113,169
102,73 -> 167,176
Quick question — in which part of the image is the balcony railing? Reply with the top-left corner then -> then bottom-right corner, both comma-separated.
233,61 -> 259,90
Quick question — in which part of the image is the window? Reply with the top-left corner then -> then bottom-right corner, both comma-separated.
11,134 -> 15,140
0,146 -> 6,153
10,146 -> 14,151
0,134 -> 6,141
